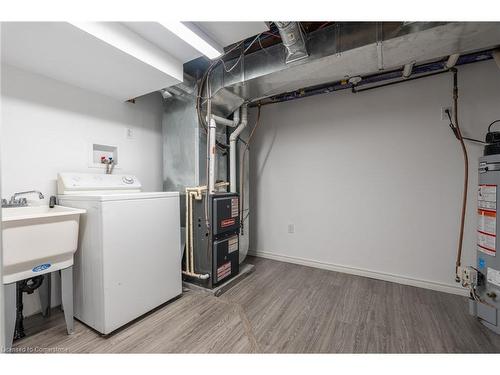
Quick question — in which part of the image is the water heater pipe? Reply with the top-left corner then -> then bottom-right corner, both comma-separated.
229,105 -> 248,192
449,68 -> 469,281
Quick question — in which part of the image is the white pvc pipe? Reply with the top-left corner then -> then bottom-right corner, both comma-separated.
208,108 -> 241,194
211,109 -> 240,128
208,118 -> 217,194
229,105 -> 248,193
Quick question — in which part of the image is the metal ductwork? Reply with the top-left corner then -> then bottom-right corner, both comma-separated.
208,22 -> 500,117
160,75 -> 196,102
275,21 -> 309,64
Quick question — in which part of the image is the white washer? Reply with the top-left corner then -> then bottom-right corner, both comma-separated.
57,172 -> 182,334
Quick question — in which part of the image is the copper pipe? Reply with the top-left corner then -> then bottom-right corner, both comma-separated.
450,68 -> 468,282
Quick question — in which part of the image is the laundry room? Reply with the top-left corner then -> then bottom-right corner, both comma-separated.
1,1 -> 500,373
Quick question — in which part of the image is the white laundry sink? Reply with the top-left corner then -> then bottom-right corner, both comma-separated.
1,205 -> 85,284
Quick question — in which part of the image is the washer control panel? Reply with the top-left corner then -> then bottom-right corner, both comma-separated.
57,172 -> 141,193
122,176 -> 135,184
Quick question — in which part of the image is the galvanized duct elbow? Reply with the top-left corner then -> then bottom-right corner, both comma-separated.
275,22 -> 309,64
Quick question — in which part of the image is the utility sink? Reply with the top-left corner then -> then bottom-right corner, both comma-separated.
2,205 -> 85,284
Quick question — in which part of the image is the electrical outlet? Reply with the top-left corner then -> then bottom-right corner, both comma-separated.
458,266 -> 478,287
441,107 -> 452,121
288,224 -> 295,234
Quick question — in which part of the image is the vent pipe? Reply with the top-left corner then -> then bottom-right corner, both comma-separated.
229,105 -> 248,192
211,108 -> 240,128
274,22 -> 308,64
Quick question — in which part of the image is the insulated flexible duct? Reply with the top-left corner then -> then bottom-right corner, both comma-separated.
274,22 -> 308,64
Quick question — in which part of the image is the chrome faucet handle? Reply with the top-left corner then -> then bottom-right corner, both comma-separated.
12,190 -> 45,201
2,197 -> 28,207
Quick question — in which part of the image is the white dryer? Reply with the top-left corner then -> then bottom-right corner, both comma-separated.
57,172 -> 182,334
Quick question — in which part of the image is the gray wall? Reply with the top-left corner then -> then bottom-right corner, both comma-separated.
249,60 -> 500,294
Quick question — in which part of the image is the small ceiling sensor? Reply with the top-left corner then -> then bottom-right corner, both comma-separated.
348,76 -> 362,85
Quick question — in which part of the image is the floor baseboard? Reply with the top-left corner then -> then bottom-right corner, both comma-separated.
248,250 -> 468,296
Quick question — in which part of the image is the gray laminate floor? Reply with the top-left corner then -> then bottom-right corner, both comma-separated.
12,256 -> 500,353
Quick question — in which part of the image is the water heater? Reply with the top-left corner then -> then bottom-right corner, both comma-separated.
469,138 -> 500,334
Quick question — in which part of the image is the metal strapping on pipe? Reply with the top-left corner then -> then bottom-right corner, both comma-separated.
402,61 -> 415,79
445,53 -> 460,69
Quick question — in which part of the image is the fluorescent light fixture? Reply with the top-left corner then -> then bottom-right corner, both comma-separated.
159,21 -> 222,59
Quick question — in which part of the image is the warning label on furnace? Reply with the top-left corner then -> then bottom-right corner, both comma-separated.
478,184 -> 497,256
231,198 -> 239,218
217,262 -> 231,281
228,236 -> 238,253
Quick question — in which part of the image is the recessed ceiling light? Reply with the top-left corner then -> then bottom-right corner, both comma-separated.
159,21 -> 222,60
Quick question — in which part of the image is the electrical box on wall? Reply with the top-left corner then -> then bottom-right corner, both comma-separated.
90,143 -> 119,169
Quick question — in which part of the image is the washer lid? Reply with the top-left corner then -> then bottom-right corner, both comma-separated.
57,172 -> 141,195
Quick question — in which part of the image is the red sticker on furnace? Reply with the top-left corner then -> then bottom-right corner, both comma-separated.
221,218 -> 235,228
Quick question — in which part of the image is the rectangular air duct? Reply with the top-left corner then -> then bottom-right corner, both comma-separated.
208,22 -> 500,117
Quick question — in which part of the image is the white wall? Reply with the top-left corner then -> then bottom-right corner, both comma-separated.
1,64 -> 164,316
250,60 -> 500,295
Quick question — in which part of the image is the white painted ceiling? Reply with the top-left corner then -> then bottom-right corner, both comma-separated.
124,22 -> 202,63
0,21 -> 268,101
194,22 -> 269,48
123,22 -> 269,63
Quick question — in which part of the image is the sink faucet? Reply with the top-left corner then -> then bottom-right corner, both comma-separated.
2,190 -> 45,208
